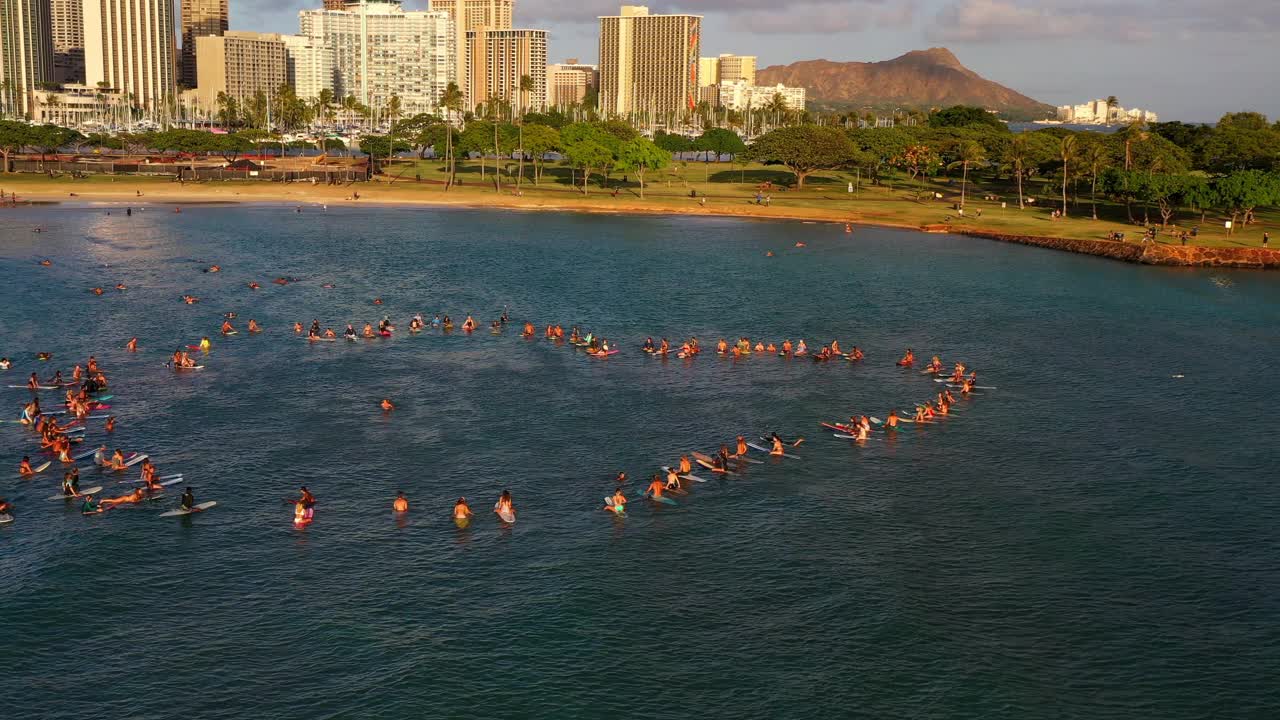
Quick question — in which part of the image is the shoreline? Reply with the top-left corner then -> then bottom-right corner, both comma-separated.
6,180 -> 1279,269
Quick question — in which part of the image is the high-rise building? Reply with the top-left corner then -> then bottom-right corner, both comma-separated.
279,35 -> 334,102
465,28 -> 545,113
299,1 -> 454,116
83,0 -> 178,112
50,0 -> 84,83
194,32 -> 286,110
715,53 -> 755,84
323,0 -> 347,10
697,56 -> 717,86
431,0 -> 513,97
0,0 -> 54,117
547,60 -> 597,108
181,0 -> 229,89
598,6 -> 701,118
715,80 -> 804,112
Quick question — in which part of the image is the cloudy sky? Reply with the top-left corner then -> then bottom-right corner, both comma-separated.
240,0 -> 1279,122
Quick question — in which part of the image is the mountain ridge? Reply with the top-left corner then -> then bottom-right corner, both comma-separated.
757,48 -> 1054,119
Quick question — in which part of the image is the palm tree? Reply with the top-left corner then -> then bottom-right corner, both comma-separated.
517,74 -> 534,189
949,141 -> 986,212
1104,96 -> 1118,125
439,82 -> 463,190
1060,135 -> 1078,217
1080,141 -> 1110,220
385,93 -> 402,173
1004,135 -> 1031,210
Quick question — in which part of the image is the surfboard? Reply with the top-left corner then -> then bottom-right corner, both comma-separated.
746,441 -> 800,459
495,505 -> 516,523
8,384 -> 58,389
694,458 -> 736,475
590,350 -> 619,357
122,453 -> 149,468
159,501 -> 217,517
306,337 -> 337,342
603,497 -> 625,516
661,466 -> 706,483
947,384 -> 995,390
171,364 -> 205,370
647,494 -> 678,506
31,460 -> 52,474
127,473 -> 183,484
0,514 -> 12,524
223,330 -> 238,335
454,516 -> 470,529
47,486 -> 103,500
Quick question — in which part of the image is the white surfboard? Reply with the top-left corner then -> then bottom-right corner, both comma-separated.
47,486 -> 103,501
31,460 -> 53,474
122,453 -> 149,468
0,514 -> 12,524
746,441 -> 800,459
127,473 -> 183,484
159,501 -> 216,517
495,505 -> 516,523
661,466 -> 707,483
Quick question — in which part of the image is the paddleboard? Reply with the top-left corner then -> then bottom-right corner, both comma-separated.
47,486 -> 103,501
159,501 -> 217,517
454,516 -> 470,529
495,505 -> 516,524
603,497 -> 626,516
746,441 -> 800,459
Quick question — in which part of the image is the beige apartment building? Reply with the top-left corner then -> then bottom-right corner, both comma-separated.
194,31 -> 286,110
432,0 -> 514,97
83,0 -> 177,113
598,5 -> 701,118
181,0 -> 229,89
49,0 -> 84,83
0,0 -> 53,117
465,28 -> 547,113
547,60 -> 597,108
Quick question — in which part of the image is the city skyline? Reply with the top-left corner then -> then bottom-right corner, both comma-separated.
228,0 -> 1279,123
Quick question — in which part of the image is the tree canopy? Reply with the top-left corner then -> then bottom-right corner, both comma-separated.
746,125 -> 857,188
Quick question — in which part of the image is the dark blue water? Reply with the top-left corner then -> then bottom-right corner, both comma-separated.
2,204 -> 1278,719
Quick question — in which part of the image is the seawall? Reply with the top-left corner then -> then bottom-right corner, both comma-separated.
954,230 -> 1280,269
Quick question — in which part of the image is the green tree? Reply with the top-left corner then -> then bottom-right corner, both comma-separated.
654,131 -> 692,153
520,124 -> 560,184
516,74 -> 535,188
1214,170 -> 1280,234
439,82 -> 464,189
1201,112 -> 1278,173
1079,139 -> 1111,220
562,138 -> 613,194
694,127 -> 746,162
928,105 -> 1009,131
1105,96 -> 1118,124
948,140 -> 986,211
746,125 -> 856,189
1059,134 -> 1079,216
617,137 -> 671,198
0,120 -> 33,172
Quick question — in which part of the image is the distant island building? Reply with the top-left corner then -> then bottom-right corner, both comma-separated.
1057,99 -> 1157,125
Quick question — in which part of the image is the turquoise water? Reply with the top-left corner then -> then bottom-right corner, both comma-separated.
1,204 -> 1278,719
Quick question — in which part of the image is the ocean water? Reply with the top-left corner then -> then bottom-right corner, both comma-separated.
1,203 -> 1278,719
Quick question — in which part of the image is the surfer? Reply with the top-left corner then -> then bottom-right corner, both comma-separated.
248,319 -> 261,333
645,474 -> 666,499
665,467 -> 683,491
795,340 -> 808,356
80,495 -> 101,515
897,349 -> 915,366
26,372 -> 39,390
642,337 -> 655,352
462,316 -> 477,332
180,488 -> 196,511
607,488 -> 627,512
770,431 -> 805,448
453,498 -> 473,522
615,472 -> 627,485
885,410 -> 899,429
62,468 -> 80,496
0,498 -> 12,515
220,320 -> 235,335
126,337 -> 137,352
679,455 -> 693,476
139,458 -> 159,490
100,487 -> 145,508
0,357 -> 9,370
18,456 -> 34,476
393,492 -> 409,512
380,399 -> 395,411
847,346 -> 864,361
322,328 -> 336,339
495,490 -> 515,521
344,325 -> 356,340
294,322 -> 303,334
770,436 -> 785,456
107,449 -> 126,470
